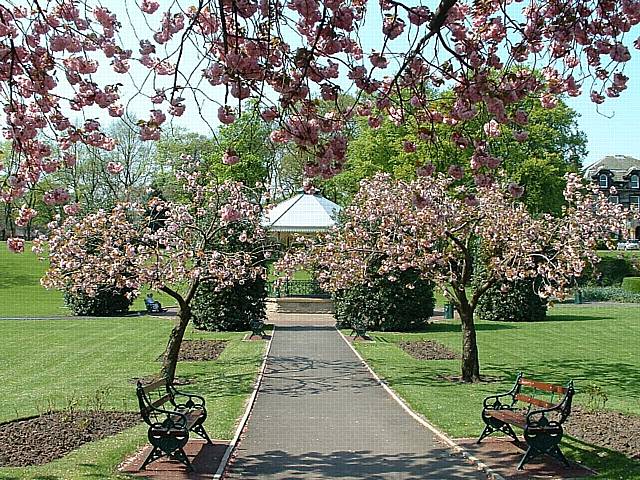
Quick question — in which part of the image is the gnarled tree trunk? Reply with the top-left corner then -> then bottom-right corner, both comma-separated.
160,305 -> 191,384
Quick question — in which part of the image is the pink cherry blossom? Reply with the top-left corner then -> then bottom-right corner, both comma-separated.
218,106 -> 236,124
448,164 -> 465,180
63,203 -> 81,216
222,150 -> 240,165
140,0 -> 159,14
7,238 -> 25,253
508,183 -> 525,198
483,119 -> 501,138
403,141 -> 416,153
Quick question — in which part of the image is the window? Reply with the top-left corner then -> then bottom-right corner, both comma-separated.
631,174 -> 640,189
630,196 -> 640,208
599,174 -> 609,188
609,196 -> 619,204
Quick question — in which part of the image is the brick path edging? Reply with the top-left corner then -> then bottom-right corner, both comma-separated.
335,328 -> 507,480
214,328 -> 275,479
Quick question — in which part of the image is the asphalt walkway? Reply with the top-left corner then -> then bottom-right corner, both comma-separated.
225,314 -> 485,479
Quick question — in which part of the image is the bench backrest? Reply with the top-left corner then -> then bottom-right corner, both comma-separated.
136,379 -> 171,425
514,373 -> 574,422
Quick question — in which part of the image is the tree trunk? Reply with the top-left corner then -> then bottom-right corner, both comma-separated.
160,305 -> 191,384
459,306 -> 481,382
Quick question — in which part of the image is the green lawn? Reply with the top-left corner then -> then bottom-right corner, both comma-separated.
0,243 -> 176,317
0,243 -> 64,316
352,303 -> 640,479
0,316 -> 266,479
597,249 -> 640,260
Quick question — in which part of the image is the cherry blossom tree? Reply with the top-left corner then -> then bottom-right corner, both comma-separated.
3,0 -> 640,248
37,159 -> 270,382
279,173 -> 627,382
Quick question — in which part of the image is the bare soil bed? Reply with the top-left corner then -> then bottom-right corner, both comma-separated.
0,411 -> 140,466
157,340 -> 227,362
565,407 -> 640,460
398,340 -> 459,360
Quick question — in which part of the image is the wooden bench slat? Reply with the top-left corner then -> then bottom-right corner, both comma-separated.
515,393 -> 555,409
520,378 -> 567,394
141,379 -> 167,394
487,410 -> 527,428
150,393 -> 172,409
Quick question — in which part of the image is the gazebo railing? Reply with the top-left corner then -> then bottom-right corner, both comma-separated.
267,280 -> 330,298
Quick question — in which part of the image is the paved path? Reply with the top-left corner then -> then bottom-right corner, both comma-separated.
226,314 -> 485,479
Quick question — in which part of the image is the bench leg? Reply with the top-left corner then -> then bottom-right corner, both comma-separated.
140,446 -> 163,470
192,423 -> 213,444
517,445 -> 538,470
478,412 -> 519,443
550,445 -> 570,467
170,447 -> 193,471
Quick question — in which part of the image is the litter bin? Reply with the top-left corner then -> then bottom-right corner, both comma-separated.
443,302 -> 454,319
574,289 -> 582,304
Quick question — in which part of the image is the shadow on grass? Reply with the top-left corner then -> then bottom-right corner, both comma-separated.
543,314 -> 621,323
0,274 -> 40,289
563,435 -> 640,479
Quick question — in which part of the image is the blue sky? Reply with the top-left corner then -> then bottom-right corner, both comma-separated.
72,1 -> 640,167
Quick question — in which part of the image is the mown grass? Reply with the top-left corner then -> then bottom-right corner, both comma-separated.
0,316 -> 266,479
597,249 -> 640,259
0,242 -> 176,317
352,303 -> 640,479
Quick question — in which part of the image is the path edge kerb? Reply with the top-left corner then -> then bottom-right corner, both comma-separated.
336,328 -> 506,480
213,327 -> 275,480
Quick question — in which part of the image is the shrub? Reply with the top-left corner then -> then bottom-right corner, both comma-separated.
333,269 -> 435,332
579,286 -> 640,303
476,277 -> 547,322
581,256 -> 640,286
64,286 -> 134,316
622,277 -> 640,293
192,278 -> 267,331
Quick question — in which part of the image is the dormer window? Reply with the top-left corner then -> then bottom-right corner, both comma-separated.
631,174 -> 640,189
599,174 -> 609,188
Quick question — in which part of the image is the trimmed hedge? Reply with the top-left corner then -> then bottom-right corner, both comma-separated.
64,287 -> 134,316
333,269 -> 435,332
622,277 -> 640,293
192,278 -> 267,331
476,277 -> 547,322
579,286 -> 640,303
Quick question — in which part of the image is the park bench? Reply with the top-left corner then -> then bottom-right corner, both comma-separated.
136,379 -> 212,471
478,372 -> 575,470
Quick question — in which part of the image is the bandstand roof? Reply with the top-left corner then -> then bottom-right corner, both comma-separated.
263,192 -> 342,233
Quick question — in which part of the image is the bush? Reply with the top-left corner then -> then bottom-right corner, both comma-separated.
64,286 -> 134,316
476,277 -> 547,322
192,278 -> 267,331
581,256 -> 640,286
333,269 -> 435,332
622,277 -> 640,293
580,286 -> 640,303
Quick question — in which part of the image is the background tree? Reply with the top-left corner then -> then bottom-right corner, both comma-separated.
39,160 -> 269,382
280,173 -> 626,382
321,95 -> 586,214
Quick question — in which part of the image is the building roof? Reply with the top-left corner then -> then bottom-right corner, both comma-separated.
263,192 -> 342,233
584,155 -> 640,181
